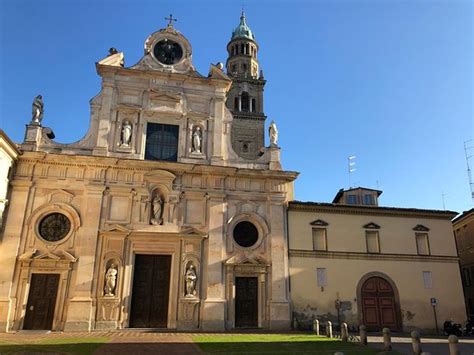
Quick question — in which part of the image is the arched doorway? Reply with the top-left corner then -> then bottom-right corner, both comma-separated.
359,275 -> 401,331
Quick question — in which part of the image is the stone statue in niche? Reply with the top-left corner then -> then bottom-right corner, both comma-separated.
269,120 -> 278,146
192,126 -> 202,153
104,264 -> 118,296
151,194 -> 163,225
31,95 -> 44,125
120,120 -> 132,147
185,264 -> 197,297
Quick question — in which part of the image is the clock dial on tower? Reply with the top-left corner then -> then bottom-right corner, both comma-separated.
153,39 -> 183,65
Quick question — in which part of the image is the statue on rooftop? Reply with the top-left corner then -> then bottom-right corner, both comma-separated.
31,95 -> 44,125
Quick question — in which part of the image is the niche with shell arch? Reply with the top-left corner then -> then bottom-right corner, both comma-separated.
189,122 -> 205,156
183,257 -> 200,298
149,184 -> 170,225
103,257 -> 121,298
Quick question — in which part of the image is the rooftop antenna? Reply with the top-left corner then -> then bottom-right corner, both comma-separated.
464,140 -> 474,202
442,191 -> 447,210
348,155 -> 356,188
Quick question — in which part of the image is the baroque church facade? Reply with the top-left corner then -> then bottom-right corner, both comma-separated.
0,13 -> 467,334
0,14 -> 297,331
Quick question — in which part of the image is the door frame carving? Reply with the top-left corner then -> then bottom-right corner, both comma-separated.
12,250 -> 77,331
356,272 -> 402,331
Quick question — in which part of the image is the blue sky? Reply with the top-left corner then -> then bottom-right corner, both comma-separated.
1,0 -> 472,213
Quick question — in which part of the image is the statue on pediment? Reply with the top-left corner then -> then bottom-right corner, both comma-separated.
269,120 -> 278,146
31,95 -> 44,125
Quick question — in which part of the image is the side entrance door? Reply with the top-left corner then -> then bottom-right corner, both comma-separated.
23,274 -> 60,330
235,277 -> 258,328
361,276 -> 400,331
129,254 -> 171,328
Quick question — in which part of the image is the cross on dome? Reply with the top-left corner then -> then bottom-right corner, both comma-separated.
165,14 -> 177,27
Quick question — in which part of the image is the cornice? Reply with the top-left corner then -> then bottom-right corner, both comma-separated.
289,249 -> 459,263
16,152 -> 298,182
289,201 -> 457,220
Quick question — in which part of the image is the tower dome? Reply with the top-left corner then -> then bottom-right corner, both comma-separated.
231,11 -> 255,41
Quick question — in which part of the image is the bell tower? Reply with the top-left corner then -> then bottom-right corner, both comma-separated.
226,11 -> 267,160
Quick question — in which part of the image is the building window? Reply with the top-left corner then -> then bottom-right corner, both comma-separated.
241,92 -> 249,111
233,221 -> 259,248
366,231 -> 380,253
232,64 -> 237,72
234,97 -> 239,111
312,228 -> 327,251
422,271 -> 432,289
251,98 -> 256,112
316,268 -> 327,287
144,123 -> 179,162
415,233 -> 430,255
347,194 -> 358,204
363,194 -> 374,205
464,268 -> 472,287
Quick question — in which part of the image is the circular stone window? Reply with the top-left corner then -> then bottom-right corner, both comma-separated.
233,221 -> 259,248
38,213 -> 71,242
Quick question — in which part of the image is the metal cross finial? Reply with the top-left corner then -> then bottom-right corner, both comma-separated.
165,14 -> 177,27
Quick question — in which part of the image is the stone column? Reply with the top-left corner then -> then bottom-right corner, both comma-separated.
269,202 -> 291,329
0,180 -> 32,331
211,96 -> 225,164
64,186 -> 104,331
249,97 -> 253,113
238,96 -> 242,112
201,196 -> 226,331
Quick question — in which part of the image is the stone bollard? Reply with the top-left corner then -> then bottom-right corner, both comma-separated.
382,327 -> 392,351
359,325 -> 368,345
313,319 -> 320,336
327,320 -> 333,338
448,335 -> 460,355
411,330 -> 422,355
341,322 -> 348,342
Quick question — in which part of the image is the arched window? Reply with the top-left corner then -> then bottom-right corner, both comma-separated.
241,92 -> 249,112
251,98 -> 256,112
240,43 -> 244,54
246,44 -> 249,55
234,97 -> 239,111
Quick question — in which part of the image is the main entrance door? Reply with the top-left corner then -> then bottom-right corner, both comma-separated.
361,276 -> 400,331
23,274 -> 59,330
129,255 -> 171,328
235,277 -> 258,328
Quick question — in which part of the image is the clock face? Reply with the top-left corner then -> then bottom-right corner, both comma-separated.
153,39 -> 183,65
38,213 -> 71,242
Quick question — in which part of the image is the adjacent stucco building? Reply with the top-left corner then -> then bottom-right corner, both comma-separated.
288,188 -> 465,332
453,208 -> 474,321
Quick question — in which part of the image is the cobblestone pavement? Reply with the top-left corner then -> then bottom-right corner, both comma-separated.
368,335 -> 474,355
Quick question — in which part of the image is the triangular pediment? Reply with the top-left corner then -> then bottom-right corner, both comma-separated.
34,252 -> 61,261
225,254 -> 269,266
363,222 -> 381,230
310,219 -> 329,226
180,226 -> 207,238
102,224 -> 131,233
413,224 -> 430,232
19,249 -> 77,263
